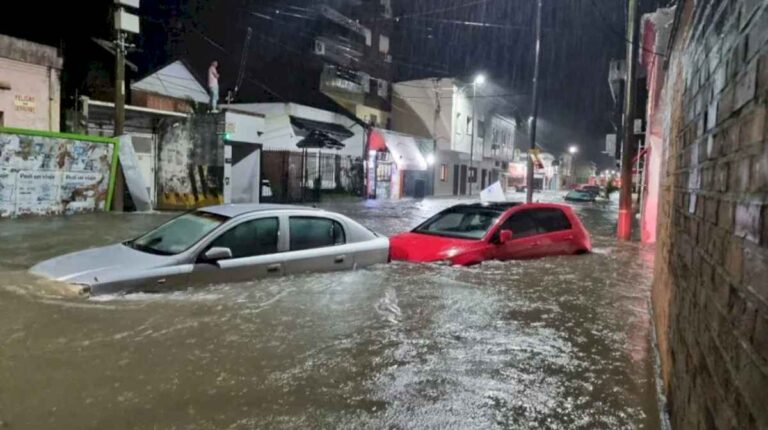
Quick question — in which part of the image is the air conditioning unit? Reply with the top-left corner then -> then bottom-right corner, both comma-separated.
314,40 -> 326,55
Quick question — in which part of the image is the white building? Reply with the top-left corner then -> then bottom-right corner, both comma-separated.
222,102 -> 366,159
391,78 -> 517,197
0,35 -> 62,131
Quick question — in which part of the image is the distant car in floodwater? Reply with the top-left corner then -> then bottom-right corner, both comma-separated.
30,204 -> 389,296
576,184 -> 602,196
565,190 -> 597,202
389,202 -> 591,266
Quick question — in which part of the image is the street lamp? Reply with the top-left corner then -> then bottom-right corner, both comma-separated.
568,145 -> 579,154
469,73 -> 485,196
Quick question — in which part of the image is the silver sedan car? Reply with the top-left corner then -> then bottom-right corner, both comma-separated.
30,204 -> 390,296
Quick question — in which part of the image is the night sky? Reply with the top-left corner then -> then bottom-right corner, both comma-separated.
1,0 -> 666,167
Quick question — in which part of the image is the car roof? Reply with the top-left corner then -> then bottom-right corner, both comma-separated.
453,202 -> 523,211
198,203 -> 318,218
453,201 -> 574,212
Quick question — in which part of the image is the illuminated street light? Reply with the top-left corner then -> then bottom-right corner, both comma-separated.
474,74 -> 486,86
568,145 -> 579,154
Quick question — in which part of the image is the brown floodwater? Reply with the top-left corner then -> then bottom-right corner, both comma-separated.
0,192 -> 659,429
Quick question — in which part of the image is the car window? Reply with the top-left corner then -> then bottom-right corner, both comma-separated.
209,217 -> 279,259
498,208 -> 572,239
289,217 -> 346,251
533,209 -> 572,233
498,211 -> 540,239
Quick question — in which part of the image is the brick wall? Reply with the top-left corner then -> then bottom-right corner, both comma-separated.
652,0 -> 768,428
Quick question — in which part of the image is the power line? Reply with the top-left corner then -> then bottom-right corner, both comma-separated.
189,25 -> 287,101
395,93 -> 527,100
399,16 -> 533,31
245,10 -> 452,75
393,0 -> 495,21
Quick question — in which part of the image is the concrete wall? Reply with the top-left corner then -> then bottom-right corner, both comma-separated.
651,1 -> 768,428
0,35 -> 62,132
156,115 -> 223,210
0,131 -> 115,217
0,58 -> 60,131
224,110 -> 267,144
132,91 -> 195,114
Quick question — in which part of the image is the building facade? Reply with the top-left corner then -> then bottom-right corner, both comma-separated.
391,78 -> 517,197
648,1 -> 768,428
0,34 -> 62,131
315,1 -> 394,128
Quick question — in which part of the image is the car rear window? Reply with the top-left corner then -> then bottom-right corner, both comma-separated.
289,217 -> 346,251
534,208 -> 572,232
497,208 -> 572,239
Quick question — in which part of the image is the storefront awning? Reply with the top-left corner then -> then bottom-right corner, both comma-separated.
290,117 -> 354,141
296,130 -> 345,150
372,129 -> 429,171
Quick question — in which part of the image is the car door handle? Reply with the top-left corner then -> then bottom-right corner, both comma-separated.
334,255 -> 346,264
267,264 -> 281,273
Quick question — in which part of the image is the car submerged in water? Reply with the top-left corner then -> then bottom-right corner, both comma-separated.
30,204 -> 390,296
564,190 -> 597,202
389,202 -> 591,266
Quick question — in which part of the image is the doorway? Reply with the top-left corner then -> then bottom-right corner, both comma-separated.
453,164 -> 459,195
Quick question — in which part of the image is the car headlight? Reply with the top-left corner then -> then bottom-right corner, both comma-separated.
68,283 -> 92,297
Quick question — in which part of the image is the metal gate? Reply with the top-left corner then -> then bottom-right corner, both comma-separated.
261,150 -> 363,203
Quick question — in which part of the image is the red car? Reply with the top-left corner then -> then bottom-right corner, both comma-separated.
389,202 -> 591,266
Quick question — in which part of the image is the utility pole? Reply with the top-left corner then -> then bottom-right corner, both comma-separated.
469,82 -> 477,196
113,15 -> 128,212
526,0 -> 543,204
112,0 -> 140,211
114,31 -> 126,137
618,0 -> 638,240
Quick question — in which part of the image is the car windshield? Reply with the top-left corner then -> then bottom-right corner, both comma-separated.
414,207 -> 501,239
128,211 -> 229,255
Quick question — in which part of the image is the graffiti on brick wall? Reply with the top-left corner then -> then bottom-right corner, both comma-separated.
156,116 -> 224,210
0,132 -> 114,217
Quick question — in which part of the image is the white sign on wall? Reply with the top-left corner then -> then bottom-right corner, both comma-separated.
14,95 -> 36,113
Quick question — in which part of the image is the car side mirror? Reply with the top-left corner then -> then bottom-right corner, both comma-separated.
203,247 -> 232,262
499,230 -> 513,244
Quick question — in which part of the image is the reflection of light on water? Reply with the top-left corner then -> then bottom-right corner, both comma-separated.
591,247 -> 614,255
90,291 -> 224,303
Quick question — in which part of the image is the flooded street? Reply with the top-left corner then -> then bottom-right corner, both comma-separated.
0,192 -> 659,429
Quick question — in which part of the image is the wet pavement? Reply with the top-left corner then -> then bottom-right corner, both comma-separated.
0,192 -> 659,429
